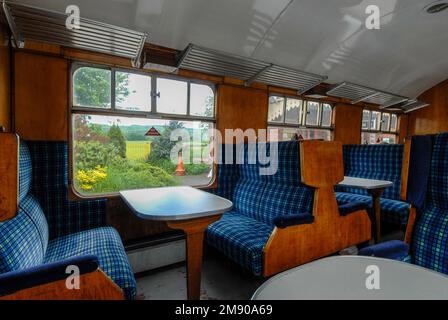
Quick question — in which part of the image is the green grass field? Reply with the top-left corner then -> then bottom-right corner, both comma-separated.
126,141 -> 151,161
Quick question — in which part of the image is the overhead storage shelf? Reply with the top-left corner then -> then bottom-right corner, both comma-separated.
326,82 -> 428,113
2,1 -> 148,67
177,44 -> 327,94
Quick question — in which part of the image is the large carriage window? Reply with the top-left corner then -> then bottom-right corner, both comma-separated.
361,110 -> 399,145
267,95 -> 333,141
71,65 -> 215,196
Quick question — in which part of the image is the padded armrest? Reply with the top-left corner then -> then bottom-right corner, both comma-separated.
273,214 -> 314,229
338,201 -> 368,216
358,240 -> 409,260
0,255 -> 99,296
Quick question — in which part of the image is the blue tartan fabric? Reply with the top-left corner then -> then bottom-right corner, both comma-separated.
26,141 -> 107,239
19,194 -> 49,254
19,141 -> 32,203
412,133 -> 448,275
44,227 -> 137,300
340,144 -> 404,200
207,141 -> 314,275
336,192 -> 410,226
211,144 -> 240,200
259,184 -> 313,226
206,212 -> 273,276
0,207 -> 45,274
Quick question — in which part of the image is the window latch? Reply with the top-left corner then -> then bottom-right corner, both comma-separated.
151,92 -> 161,98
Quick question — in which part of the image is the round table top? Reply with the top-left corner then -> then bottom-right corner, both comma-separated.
252,256 -> 448,300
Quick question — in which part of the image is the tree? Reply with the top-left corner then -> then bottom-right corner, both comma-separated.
73,67 -> 129,107
148,121 -> 185,161
108,124 -> 127,158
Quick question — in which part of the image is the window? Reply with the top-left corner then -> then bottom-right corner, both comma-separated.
72,65 -> 216,196
267,95 -> 333,141
361,110 -> 399,145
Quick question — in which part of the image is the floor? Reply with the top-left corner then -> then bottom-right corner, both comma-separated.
136,249 -> 264,300
136,230 -> 405,300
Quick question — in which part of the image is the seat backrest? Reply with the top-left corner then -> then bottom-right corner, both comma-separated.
340,144 -> 404,200
0,142 -> 49,273
412,132 -> 448,274
233,143 -> 266,220
230,141 -> 314,226
257,141 -> 314,226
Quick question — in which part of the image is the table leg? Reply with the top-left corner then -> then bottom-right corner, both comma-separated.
167,215 -> 222,300
368,188 -> 385,243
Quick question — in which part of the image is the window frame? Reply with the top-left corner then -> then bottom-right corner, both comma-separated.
71,63 -> 217,121
267,94 -> 334,130
360,109 -> 399,134
360,109 -> 400,144
70,63 -> 218,198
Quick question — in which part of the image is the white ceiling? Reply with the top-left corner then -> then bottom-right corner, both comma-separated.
10,0 -> 448,97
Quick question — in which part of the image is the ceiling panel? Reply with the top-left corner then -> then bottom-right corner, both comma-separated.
7,0 -> 448,97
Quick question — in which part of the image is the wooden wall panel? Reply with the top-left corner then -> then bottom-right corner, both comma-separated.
0,133 -> 19,222
0,24 -> 10,132
398,114 -> 409,144
14,52 -> 68,141
333,103 -> 362,145
408,79 -> 448,136
217,84 -> 268,141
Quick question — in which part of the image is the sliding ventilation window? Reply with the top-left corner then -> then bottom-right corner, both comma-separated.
361,110 -> 398,145
71,65 -> 216,196
268,95 -> 333,141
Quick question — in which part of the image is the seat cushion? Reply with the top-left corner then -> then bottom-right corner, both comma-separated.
44,227 -> 136,300
336,192 -> 410,226
206,212 -> 273,276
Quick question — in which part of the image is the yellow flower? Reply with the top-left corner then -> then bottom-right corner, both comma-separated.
76,166 -> 108,191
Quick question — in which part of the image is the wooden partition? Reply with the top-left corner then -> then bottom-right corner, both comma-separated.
263,140 -> 371,276
0,23 -> 10,132
0,269 -> 124,300
0,133 -> 19,221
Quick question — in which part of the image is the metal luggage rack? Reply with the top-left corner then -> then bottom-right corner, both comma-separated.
326,82 -> 429,113
2,1 -> 148,67
177,44 -> 327,94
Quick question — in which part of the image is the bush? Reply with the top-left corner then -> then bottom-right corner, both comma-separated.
74,141 -> 121,171
77,160 -> 179,194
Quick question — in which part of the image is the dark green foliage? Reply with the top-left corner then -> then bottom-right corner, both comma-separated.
108,124 -> 127,158
148,121 -> 185,161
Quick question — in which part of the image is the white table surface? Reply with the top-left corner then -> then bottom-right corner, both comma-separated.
252,256 -> 448,300
119,186 -> 233,221
339,176 -> 393,190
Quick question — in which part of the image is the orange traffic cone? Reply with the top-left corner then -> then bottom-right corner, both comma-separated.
175,151 -> 186,176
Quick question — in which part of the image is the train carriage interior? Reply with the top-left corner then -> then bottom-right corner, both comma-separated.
0,0 -> 448,305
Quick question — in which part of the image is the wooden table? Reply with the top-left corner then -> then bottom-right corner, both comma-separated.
120,186 -> 233,300
252,256 -> 448,300
339,176 -> 393,243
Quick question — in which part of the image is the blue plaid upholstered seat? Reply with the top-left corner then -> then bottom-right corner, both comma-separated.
0,141 -> 136,299
206,141 -> 314,276
336,192 -> 410,226
45,227 -> 136,299
336,144 -> 410,226
206,212 -> 273,275
412,133 -> 448,274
